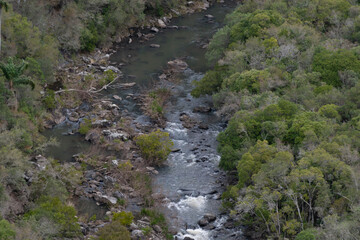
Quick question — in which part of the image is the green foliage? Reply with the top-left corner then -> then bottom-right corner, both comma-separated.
0,219 -> 15,240
79,119 -> 92,135
205,26 -> 231,64
295,229 -> 318,240
2,7 -> 59,83
43,90 -> 56,110
136,130 -> 173,166
140,208 -> 172,239
200,1 -> 360,238
96,221 -> 131,240
312,48 -> 360,87
222,69 -> 270,93
191,65 -> 230,97
0,57 -> 34,90
80,24 -> 99,52
112,211 -> 134,226
99,69 -> 116,87
142,226 -> 151,236
319,104 -> 341,121
24,197 -> 80,238
229,10 -> 284,43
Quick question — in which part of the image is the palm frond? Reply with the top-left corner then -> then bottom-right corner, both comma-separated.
16,60 -> 28,75
0,1 -> 8,11
13,76 -> 35,90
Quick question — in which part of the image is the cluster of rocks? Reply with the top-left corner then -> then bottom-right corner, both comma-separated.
129,217 -> 164,240
179,111 -> 210,130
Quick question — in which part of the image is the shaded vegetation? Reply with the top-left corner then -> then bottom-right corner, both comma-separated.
192,0 -> 360,239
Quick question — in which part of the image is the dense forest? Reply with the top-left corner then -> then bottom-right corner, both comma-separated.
192,0 -> 360,239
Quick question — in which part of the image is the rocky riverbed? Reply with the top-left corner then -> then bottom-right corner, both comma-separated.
42,1 -> 243,239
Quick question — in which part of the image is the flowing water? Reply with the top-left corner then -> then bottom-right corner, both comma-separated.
45,1 -> 244,239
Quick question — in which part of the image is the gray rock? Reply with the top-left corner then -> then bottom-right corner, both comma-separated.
34,155 -> 49,170
131,229 -> 144,239
153,225 -> 162,233
92,119 -> 112,128
130,222 -> 139,231
101,65 -> 122,74
204,223 -> 216,230
198,123 -> 209,130
167,59 -> 188,72
158,19 -> 166,28
193,106 -> 211,113
113,191 -> 125,199
198,218 -> 209,227
151,27 -> 159,33
204,213 -> 216,222
184,237 -> 195,240
85,130 -> 101,143
68,112 -> 79,122
102,129 -> 129,141
150,44 -> 160,48
113,95 -> 122,100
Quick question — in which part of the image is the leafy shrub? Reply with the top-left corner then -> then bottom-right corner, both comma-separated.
80,25 -> 99,52
96,221 -> 131,240
150,100 -> 163,116
79,119 -> 92,135
222,69 -> 270,93
229,10 -> 284,43
206,26 -> 231,63
191,65 -> 230,97
140,208 -> 172,239
319,104 -> 341,121
43,90 -> 56,110
136,130 -> 173,166
0,219 -> 15,240
24,197 -> 80,238
99,70 -> 116,87
295,229 -> 318,240
112,211 -> 134,226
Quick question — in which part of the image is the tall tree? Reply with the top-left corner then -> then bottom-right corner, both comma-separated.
0,0 -> 8,53
0,57 -> 34,110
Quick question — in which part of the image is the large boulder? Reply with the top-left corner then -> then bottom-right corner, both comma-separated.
85,129 -> 101,143
167,59 -> 188,73
198,213 -> 216,227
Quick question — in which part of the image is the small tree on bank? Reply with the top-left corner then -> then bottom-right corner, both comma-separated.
0,57 -> 34,110
135,130 -> 173,166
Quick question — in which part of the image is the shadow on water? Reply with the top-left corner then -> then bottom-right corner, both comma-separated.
43,124 -> 90,163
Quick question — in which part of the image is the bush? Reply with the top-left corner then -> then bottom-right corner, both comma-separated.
191,65 -> 230,97
96,221 -> 131,240
206,26 -> 231,64
24,197 -> 80,238
112,211 -> 133,226
222,69 -> 271,93
43,90 -> 56,110
80,25 -> 98,52
295,229 -> 318,240
319,104 -> 341,121
0,219 -> 15,240
79,119 -> 92,135
135,130 -> 173,166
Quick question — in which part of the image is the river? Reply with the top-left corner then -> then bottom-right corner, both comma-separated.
45,1 -> 244,239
